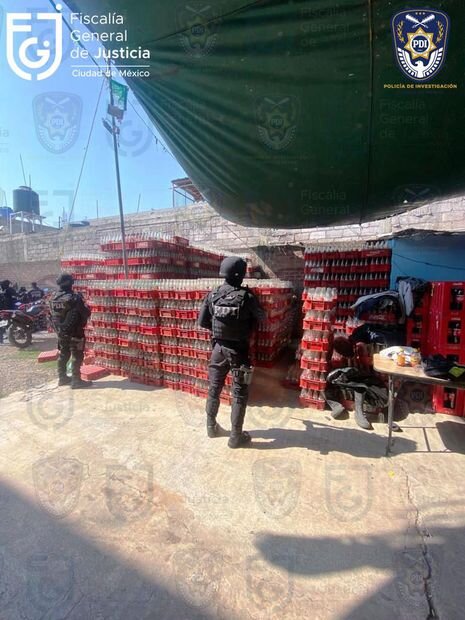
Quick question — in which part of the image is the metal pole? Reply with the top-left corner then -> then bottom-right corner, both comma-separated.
108,63 -> 128,277
20,155 -> 27,185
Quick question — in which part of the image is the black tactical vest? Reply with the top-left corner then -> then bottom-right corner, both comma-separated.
210,285 -> 252,342
50,291 -> 75,325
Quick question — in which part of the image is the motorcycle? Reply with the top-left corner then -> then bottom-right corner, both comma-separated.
4,300 -> 51,348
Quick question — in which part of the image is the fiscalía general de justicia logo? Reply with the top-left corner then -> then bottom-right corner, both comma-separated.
6,4 -> 63,80
392,9 -> 450,82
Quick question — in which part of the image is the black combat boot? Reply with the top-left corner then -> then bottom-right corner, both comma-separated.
206,397 -> 221,438
71,377 -> 93,389
228,401 -> 251,448
57,356 -> 71,386
228,430 -> 251,449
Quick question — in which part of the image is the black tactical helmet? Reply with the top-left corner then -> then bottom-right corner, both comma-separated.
219,256 -> 247,283
56,273 -> 74,289
0,280 -> 10,289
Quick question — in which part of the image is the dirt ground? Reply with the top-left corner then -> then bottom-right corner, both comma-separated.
0,332 -> 58,398
1,368 -> 465,619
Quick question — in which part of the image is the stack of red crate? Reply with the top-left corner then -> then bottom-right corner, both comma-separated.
253,284 -> 295,366
84,281 -> 163,385
299,289 -> 337,409
304,242 -> 392,325
427,282 -> 465,416
74,278 -> 294,399
62,233 -> 224,281
405,290 -> 431,352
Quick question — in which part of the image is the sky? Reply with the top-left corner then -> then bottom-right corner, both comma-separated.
0,0 -> 187,227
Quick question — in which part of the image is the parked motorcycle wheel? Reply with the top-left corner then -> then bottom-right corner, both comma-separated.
8,325 -> 33,348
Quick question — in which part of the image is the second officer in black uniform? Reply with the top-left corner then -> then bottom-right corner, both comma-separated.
50,274 -> 92,389
198,256 -> 264,448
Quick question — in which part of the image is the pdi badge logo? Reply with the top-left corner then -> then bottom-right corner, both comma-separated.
252,457 -> 301,519
256,96 -> 300,150
246,554 -> 294,616
104,464 -> 153,523
32,456 -> 83,519
393,183 -> 440,205
177,2 -> 222,58
6,4 -> 63,80
392,10 -> 450,82
33,93 -> 82,154
173,546 -> 222,610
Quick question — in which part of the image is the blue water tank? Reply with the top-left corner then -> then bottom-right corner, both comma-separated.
13,186 -> 40,215
0,207 -> 13,219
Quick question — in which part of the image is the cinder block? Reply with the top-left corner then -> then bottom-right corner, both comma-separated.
38,350 -> 59,363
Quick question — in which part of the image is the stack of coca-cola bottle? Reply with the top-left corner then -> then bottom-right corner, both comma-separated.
71,275 -> 295,396
304,241 -> 392,327
299,287 -> 338,409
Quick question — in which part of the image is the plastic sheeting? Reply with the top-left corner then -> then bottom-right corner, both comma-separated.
66,1 -> 465,228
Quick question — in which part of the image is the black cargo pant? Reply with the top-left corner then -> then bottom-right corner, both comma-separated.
206,341 -> 250,433
58,335 -> 85,380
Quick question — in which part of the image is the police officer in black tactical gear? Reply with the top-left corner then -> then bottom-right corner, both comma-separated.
27,282 -> 44,303
198,256 -> 264,448
50,274 -> 92,389
0,280 -> 17,310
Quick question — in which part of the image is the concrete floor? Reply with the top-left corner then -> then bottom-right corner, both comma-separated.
0,365 -> 465,619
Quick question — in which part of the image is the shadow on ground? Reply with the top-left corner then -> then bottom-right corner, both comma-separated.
0,480 -> 217,620
249,419 -> 417,458
255,523 -> 465,619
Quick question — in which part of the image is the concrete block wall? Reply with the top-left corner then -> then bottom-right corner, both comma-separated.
0,195 -> 464,285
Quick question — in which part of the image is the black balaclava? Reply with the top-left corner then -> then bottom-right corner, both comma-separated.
56,274 -> 74,292
219,256 -> 247,287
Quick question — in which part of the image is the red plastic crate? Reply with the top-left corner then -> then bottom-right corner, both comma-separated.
159,308 -> 177,319
301,339 -> 330,352
175,309 -> 197,320
161,362 -> 179,373
38,350 -> 59,363
139,308 -> 159,318
300,358 -> 329,372
299,396 -> 325,409
160,327 -> 178,337
303,319 -> 332,331
140,326 -> 160,336
428,314 -> 464,355
160,344 -> 178,355
432,386 -> 465,416
300,378 -> 327,391
80,365 -> 110,381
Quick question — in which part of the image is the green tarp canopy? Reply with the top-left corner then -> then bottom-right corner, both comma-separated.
66,0 -> 464,228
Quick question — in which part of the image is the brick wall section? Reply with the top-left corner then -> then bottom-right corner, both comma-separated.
0,195 -> 464,284
0,260 -> 60,288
